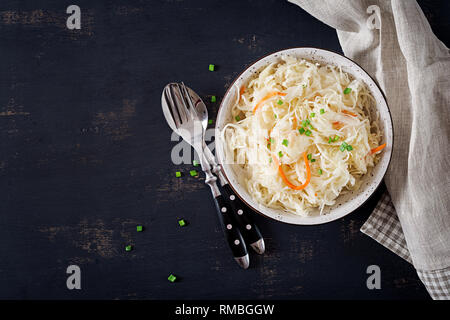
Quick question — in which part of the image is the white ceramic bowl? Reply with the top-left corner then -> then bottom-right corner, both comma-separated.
215,48 -> 393,225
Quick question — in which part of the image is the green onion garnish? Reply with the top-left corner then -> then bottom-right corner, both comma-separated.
344,87 -> 352,94
208,119 -> 213,125
318,169 -> 323,175
211,95 -> 216,102
307,153 -> 312,160
168,274 -> 177,282
175,171 -> 182,178
299,127 -> 305,134
320,109 -> 325,114
235,115 -> 240,121
267,143 -> 271,149
269,138 -> 274,143
193,160 -> 199,167
189,170 -> 198,177
311,159 -> 316,162
269,157 -> 272,163
274,114 -> 277,119
136,225 -> 143,232
310,113 -> 315,118
277,100 -> 283,105
328,137 -> 332,144
333,135 -> 339,142
305,130 -> 312,136
302,84 -> 307,88
278,151 -> 283,158
209,64 -> 215,72
125,245 -> 132,252
178,219 -> 186,227
340,142 -> 348,152
282,139 -> 288,146
346,145 -> 353,151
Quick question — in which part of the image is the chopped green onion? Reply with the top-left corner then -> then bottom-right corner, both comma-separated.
193,160 -> 199,167
318,169 -> 323,175
278,151 -> 283,158
328,137 -> 332,144
344,87 -> 352,94
208,119 -> 213,125
299,127 -> 305,134
168,274 -> 177,282
340,142 -> 348,152
211,95 -> 216,103
277,100 -> 283,105
282,139 -> 288,147
209,64 -> 215,72
125,245 -> 132,252
346,145 -> 353,151
136,225 -> 143,232
320,109 -> 325,114
175,171 -> 182,178
189,170 -> 198,177
267,143 -> 271,149
235,115 -> 240,121
310,113 -> 315,118
269,138 -> 274,143
305,129 -> 312,136
302,120 -> 310,127
333,135 -> 339,142
307,153 -> 312,160
274,114 -> 277,119
269,157 -> 272,163
178,219 -> 186,227
311,159 -> 316,162
302,84 -> 307,88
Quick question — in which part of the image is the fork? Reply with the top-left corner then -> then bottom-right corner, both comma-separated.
162,83 -> 249,269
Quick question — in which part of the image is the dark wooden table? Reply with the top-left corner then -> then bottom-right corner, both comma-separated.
0,0 -> 447,300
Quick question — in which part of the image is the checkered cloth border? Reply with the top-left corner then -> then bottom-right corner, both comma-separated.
361,191 -> 450,300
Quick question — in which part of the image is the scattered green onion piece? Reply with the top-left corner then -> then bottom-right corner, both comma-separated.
178,219 -> 186,227
307,153 -> 312,160
267,143 -> 271,149
274,114 -> 277,119
344,87 -> 352,94
125,245 -> 132,252
302,84 -> 307,88
320,109 -> 325,114
136,225 -> 143,232
282,139 -> 288,147
278,151 -> 283,158
208,119 -> 213,125
340,142 -> 348,152
211,95 -> 216,103
209,64 -> 215,72
277,100 -> 283,105
175,171 -> 182,178
305,130 -> 312,136
269,138 -> 274,143
299,127 -> 305,134
193,160 -> 199,167
235,115 -> 240,121
311,159 -> 316,163
318,169 -> 323,175
269,157 -> 272,163
328,137 -> 332,144
346,145 -> 353,151
333,135 -> 339,142
189,170 -> 198,177
168,274 -> 177,282
310,113 -> 315,118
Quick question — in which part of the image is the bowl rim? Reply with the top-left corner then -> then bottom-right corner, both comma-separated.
215,47 -> 394,225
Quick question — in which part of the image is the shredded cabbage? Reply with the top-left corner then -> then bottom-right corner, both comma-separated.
221,57 -> 382,216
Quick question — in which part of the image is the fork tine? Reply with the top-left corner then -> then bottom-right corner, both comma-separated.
174,83 -> 190,123
180,82 -> 197,115
164,85 -> 181,128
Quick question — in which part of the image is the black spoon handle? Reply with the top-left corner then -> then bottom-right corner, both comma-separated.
222,183 -> 264,247
213,194 -> 248,261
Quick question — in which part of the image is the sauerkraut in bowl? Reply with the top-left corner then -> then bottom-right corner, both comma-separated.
216,48 -> 393,225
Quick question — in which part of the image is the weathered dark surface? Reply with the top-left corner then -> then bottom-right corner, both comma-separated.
0,0 -> 446,300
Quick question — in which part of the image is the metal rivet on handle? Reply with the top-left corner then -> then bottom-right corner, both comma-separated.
221,207 -> 227,213
234,239 -> 240,245
230,195 -> 235,200
246,224 -> 251,230
237,209 -> 243,215
226,224 -> 232,230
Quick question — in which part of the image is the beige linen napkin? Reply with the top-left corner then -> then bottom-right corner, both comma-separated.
288,0 -> 450,299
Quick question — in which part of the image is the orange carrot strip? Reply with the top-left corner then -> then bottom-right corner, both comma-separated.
253,91 -> 287,114
371,143 -> 386,154
342,110 -> 357,117
239,85 -> 246,102
292,117 -> 298,129
272,152 -> 311,190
